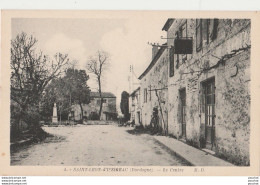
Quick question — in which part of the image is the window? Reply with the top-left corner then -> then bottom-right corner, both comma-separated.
196,19 -> 218,52
202,19 -> 209,45
179,22 -> 188,63
102,99 -> 107,103
169,47 -> 174,77
149,86 -> 152,101
179,88 -> 186,138
202,78 -> 216,146
144,88 -> 147,103
179,21 -> 187,38
196,19 -> 202,52
175,21 -> 188,68
97,99 -> 101,105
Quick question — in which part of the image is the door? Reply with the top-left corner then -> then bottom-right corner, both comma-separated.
204,79 -> 215,150
180,89 -> 186,139
137,111 -> 141,124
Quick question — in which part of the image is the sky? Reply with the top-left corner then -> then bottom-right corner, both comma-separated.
11,17 -> 168,110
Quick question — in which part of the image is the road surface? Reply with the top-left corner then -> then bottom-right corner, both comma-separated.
11,124 -> 189,166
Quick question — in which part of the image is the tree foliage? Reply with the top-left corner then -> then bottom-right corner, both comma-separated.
40,78 -> 70,121
10,32 -> 70,138
64,68 -> 91,123
41,68 -> 91,123
120,91 -> 130,121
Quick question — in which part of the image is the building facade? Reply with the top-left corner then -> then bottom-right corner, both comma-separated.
129,87 -> 141,125
136,19 -> 250,165
71,92 -> 117,121
138,44 -> 169,134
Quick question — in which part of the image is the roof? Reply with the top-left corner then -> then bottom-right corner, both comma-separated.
138,44 -> 167,80
162,18 -> 174,31
90,92 -> 116,98
130,87 -> 140,97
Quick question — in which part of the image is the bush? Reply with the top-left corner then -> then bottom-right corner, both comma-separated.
89,112 -> 99,120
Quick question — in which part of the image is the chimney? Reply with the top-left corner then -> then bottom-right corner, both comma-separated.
152,46 -> 159,60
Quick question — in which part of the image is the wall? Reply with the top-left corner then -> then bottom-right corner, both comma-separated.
134,89 -> 142,125
140,48 -> 168,133
129,88 -> 142,125
72,97 -> 116,121
166,19 -> 250,165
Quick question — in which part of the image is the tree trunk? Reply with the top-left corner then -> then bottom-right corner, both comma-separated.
60,105 -> 62,124
155,90 -> 167,135
98,77 -> 103,120
79,103 -> 84,124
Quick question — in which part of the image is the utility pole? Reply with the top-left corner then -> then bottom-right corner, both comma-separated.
131,65 -> 133,93
128,75 -> 131,94
129,65 -> 132,94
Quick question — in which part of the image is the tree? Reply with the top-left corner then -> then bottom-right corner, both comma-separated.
86,50 -> 110,120
120,91 -> 130,121
40,68 -> 91,124
40,77 -> 71,122
64,68 -> 91,123
11,32 -> 69,138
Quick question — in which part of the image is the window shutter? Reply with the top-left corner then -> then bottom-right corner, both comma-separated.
144,88 -> 147,103
196,19 -> 202,52
209,19 -> 218,41
202,19 -> 209,44
169,47 -> 174,77
175,31 -> 180,68
175,53 -> 179,69
176,30 -> 180,38
149,86 -> 152,101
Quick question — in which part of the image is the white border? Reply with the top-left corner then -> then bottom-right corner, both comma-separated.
0,0 -> 259,10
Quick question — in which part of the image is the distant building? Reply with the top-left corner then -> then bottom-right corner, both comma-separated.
129,87 -> 141,125
70,92 -> 117,121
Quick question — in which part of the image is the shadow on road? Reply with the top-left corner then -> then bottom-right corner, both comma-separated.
126,126 -> 167,136
11,131 -> 66,154
126,126 -> 153,136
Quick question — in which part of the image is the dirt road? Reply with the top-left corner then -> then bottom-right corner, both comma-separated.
11,124 -> 189,166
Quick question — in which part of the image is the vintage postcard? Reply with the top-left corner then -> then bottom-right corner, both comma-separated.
0,10 -> 259,176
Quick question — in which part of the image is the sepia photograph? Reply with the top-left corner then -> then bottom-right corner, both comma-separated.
0,10 -> 259,176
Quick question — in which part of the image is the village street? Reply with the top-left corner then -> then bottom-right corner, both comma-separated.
11,123 -> 190,166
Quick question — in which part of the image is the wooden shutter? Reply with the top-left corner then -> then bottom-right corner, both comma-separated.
202,19 -> 209,44
169,47 -> 174,77
175,30 -> 180,68
209,19 -> 218,41
196,19 -> 202,52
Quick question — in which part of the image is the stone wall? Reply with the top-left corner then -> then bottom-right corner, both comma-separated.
166,19 -> 250,165
72,97 -> 116,121
140,48 -> 168,132
215,49 -> 250,165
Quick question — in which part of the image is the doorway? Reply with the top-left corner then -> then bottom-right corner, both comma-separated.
203,78 -> 216,150
179,88 -> 186,139
137,111 -> 141,124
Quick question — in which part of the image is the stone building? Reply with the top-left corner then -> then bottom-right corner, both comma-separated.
129,87 -> 141,125
163,19 -> 250,165
138,44 -> 169,134
71,92 -> 117,121
137,18 -> 250,165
